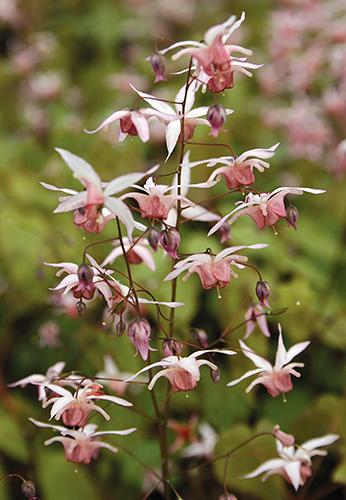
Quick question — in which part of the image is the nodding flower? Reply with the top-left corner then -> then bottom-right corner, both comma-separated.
124,349 -> 236,393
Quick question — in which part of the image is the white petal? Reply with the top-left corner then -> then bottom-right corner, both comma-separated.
215,244 -> 268,261
243,458 -> 286,479
93,428 -> 137,437
227,368 -> 264,387
55,148 -> 101,188
284,461 -> 302,491
104,197 -> 135,239
237,143 -> 280,163
84,110 -> 128,134
40,182 -> 77,195
274,329 -> 288,369
130,85 -> 174,115
104,165 -> 159,196
239,340 -> 273,370
285,341 -> 310,364
53,192 -> 88,213
301,434 -> 339,452
165,120 -> 181,160
93,394 -> 132,407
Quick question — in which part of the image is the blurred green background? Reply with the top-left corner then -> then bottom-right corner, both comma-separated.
0,1 -> 345,499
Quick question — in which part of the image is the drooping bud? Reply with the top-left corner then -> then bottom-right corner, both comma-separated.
115,318 -> 126,337
273,425 -> 295,447
207,104 -> 227,137
162,338 -> 184,357
76,299 -> 86,316
148,226 -> 160,251
255,280 -> 270,308
21,480 -> 37,500
192,328 -> 209,348
149,53 -> 166,83
218,220 -> 231,244
159,228 -> 180,259
210,367 -> 220,383
127,319 -> 151,360
286,206 -> 299,230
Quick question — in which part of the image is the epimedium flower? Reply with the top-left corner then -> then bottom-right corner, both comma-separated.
131,81 -> 232,159
41,148 -> 158,237
124,349 -> 236,392
30,419 -> 136,464
127,319 -> 153,361
102,237 -> 156,271
164,245 -> 267,291
244,304 -> 270,339
243,433 -> 339,491
227,325 -> 310,398
182,423 -> 218,459
96,355 -> 143,396
208,187 -> 325,235
159,12 -> 262,93
186,143 -> 280,190
41,381 -> 132,427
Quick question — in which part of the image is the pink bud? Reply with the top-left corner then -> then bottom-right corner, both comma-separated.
76,299 -> 86,316
74,264 -> 95,300
286,206 -> 299,230
148,226 -> 160,251
207,104 -> 227,137
21,480 -> 37,500
162,338 -> 184,357
127,319 -> 151,360
115,318 -> 126,337
255,280 -> 270,308
149,53 -> 166,83
159,228 -> 180,258
273,425 -> 295,447
192,328 -> 209,348
210,367 -> 220,383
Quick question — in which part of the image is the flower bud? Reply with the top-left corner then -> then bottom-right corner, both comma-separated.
162,338 -> 184,357
21,480 -> 37,499
77,264 -> 94,284
127,319 -> 151,360
149,53 -> 166,83
286,205 -> 299,230
192,328 -> 209,348
74,264 -> 95,300
115,318 -> 126,337
218,221 -> 231,244
210,367 -> 220,383
159,228 -> 180,259
148,227 -> 160,252
255,280 -> 270,308
207,104 -> 226,137
76,299 -> 86,316
273,425 -> 295,447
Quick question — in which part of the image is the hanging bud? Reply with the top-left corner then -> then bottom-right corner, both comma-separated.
286,206 -> 299,230
210,367 -> 220,383
207,104 -> 226,138
159,228 -> 180,259
192,328 -> 209,348
21,480 -> 37,500
255,280 -> 270,308
127,319 -> 151,360
115,318 -> 126,337
76,299 -> 86,316
273,425 -> 295,447
218,221 -> 231,244
148,226 -> 160,252
162,338 -> 184,357
149,53 -> 166,83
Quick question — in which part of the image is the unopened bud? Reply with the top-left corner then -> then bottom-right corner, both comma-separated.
162,338 -> 184,357
273,425 -> 295,447
211,367 -> 220,383
127,319 -> 151,360
115,318 -> 126,337
21,480 -> 36,499
159,228 -> 180,259
148,227 -> 160,251
76,299 -> 86,316
149,53 -> 166,83
192,328 -> 209,348
286,206 -> 299,230
207,104 -> 226,138
218,221 -> 231,244
77,264 -> 94,284
255,280 -> 270,308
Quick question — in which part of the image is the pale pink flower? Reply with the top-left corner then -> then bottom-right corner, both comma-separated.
125,349 -> 236,392
164,245 -> 267,291
127,319 -> 152,360
227,326 -> 310,397
102,237 -> 156,271
38,320 -> 61,348
187,143 -> 279,190
42,381 -> 132,426
159,12 -> 262,93
244,433 -> 339,491
30,419 -> 136,464
85,108 -> 154,142
208,187 -> 325,235
96,355 -> 142,396
273,425 -> 295,447
41,148 -> 157,237
182,423 -> 218,459
244,304 -> 270,339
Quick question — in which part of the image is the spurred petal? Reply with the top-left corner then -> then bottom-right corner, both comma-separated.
243,458 -> 286,479
103,197 -> 135,239
55,148 -> 101,188
84,110 -> 129,134
284,461 -> 302,491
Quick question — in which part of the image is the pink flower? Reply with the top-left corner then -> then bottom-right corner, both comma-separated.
187,143 -> 279,190
148,53 -> 166,82
244,304 -> 270,339
42,381 -> 132,426
227,325 -> 310,397
85,108 -> 154,142
244,433 -> 339,491
164,245 -> 267,291
159,13 -> 262,93
208,187 -> 325,235
182,423 -> 218,459
102,237 -> 156,271
30,420 -> 136,464
127,319 -> 152,360
41,148 -> 157,237
125,349 -> 236,392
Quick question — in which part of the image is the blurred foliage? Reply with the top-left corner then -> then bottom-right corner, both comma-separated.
0,0 -> 345,499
